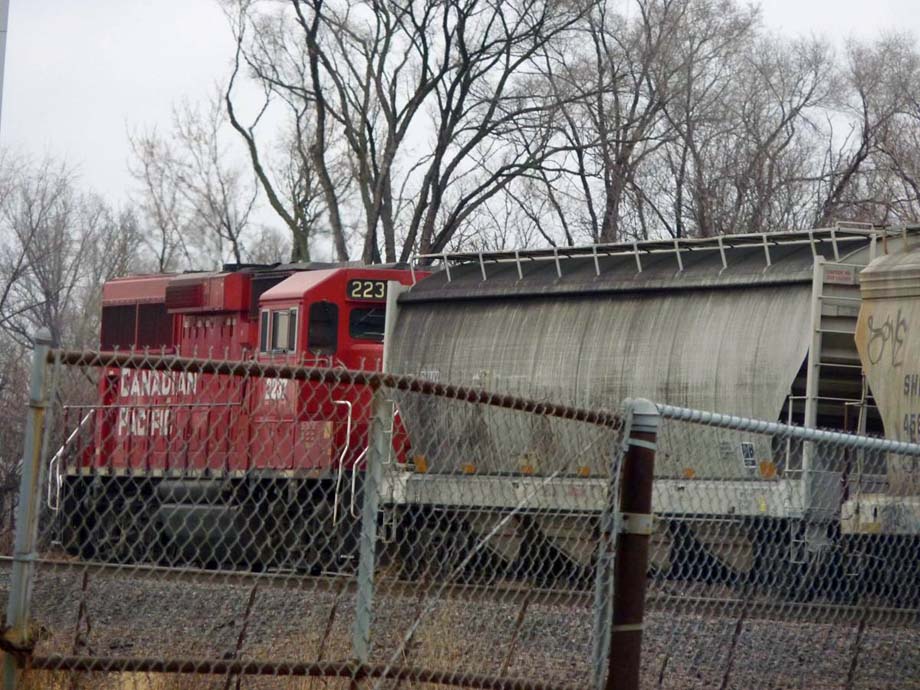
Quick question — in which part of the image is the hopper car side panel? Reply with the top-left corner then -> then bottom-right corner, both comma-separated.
846,239 -> 920,541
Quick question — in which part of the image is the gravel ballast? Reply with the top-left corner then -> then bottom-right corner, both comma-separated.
1,566 -> 917,690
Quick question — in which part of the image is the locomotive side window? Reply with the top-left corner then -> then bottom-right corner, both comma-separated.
349,307 -> 385,342
268,308 -> 298,352
308,302 -> 338,355
259,311 -> 269,353
285,309 -> 297,350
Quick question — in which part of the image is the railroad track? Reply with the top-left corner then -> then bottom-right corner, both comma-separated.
1,555 -> 916,627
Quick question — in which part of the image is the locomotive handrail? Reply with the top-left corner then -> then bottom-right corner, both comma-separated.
332,400 -> 353,526
47,411 -> 93,512
48,350 -> 623,429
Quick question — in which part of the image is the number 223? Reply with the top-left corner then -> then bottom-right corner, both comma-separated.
350,281 -> 385,299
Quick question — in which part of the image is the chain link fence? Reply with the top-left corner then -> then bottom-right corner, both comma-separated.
1,339 -> 919,689
646,405 -> 920,690
3,341 -> 636,690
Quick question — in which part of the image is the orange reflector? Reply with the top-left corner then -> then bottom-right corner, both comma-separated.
682,468 -> 696,479
577,466 -> 591,477
520,464 -> 535,475
461,463 -> 477,474
413,455 -> 428,474
758,460 -> 777,479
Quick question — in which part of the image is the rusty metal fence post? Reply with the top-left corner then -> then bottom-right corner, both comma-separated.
2,329 -> 52,690
605,398 -> 658,690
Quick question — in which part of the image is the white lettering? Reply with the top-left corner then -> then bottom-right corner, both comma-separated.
117,370 -> 200,400
265,378 -> 289,401
116,408 -> 174,437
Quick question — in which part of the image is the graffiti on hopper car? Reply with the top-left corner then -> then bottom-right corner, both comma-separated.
866,309 -> 908,367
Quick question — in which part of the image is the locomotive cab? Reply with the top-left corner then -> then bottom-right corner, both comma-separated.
254,268 -> 418,473
256,268 -> 406,370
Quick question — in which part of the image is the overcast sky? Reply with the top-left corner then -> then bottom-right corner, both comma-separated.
2,0 -> 919,207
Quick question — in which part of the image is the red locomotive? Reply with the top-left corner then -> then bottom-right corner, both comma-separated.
60,262 -> 421,569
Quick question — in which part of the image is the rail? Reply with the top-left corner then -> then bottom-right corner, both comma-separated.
25,656 -> 580,690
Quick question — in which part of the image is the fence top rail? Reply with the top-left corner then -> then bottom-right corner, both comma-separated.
657,403 -> 920,456
47,349 -> 622,429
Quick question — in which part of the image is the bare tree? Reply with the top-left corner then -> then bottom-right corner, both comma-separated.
517,0 -> 761,243
816,34 -> 920,225
129,132 -> 193,272
0,157 -> 143,348
225,0 -> 347,263
130,95 -> 261,270
226,0 -> 588,264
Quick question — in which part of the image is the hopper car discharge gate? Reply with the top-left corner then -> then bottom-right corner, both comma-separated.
379,225 -> 920,594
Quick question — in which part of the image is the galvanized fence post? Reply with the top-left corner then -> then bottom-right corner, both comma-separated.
591,407 -> 632,690
605,398 -> 658,690
3,329 -> 52,690
350,388 -> 391,678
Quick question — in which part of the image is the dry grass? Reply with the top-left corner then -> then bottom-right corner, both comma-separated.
21,670 -> 223,690
18,669 -> 470,690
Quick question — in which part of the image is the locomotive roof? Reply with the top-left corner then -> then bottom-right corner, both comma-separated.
260,269 -> 338,301
102,274 -> 175,305
261,266 -> 413,302
102,261 -> 414,304
403,226 -> 919,303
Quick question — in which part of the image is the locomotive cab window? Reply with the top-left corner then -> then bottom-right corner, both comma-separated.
260,308 -> 298,353
349,307 -> 385,342
308,301 -> 338,355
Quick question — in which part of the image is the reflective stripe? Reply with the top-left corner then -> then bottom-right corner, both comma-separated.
619,512 -> 653,536
626,438 -> 656,451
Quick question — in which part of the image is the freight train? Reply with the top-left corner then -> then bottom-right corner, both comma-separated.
51,227 -> 920,602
